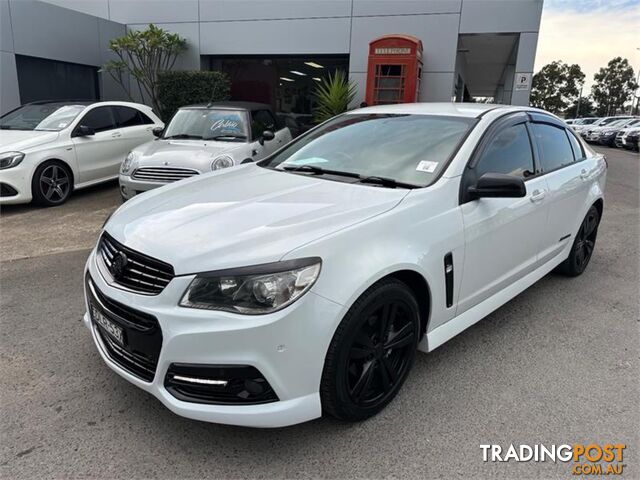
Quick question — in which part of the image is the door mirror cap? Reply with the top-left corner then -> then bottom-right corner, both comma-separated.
259,130 -> 275,145
468,173 -> 526,199
74,125 -> 95,137
152,126 -> 164,138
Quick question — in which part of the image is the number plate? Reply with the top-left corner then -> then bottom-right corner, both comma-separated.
91,304 -> 124,346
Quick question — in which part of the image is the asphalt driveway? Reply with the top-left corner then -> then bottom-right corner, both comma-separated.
1,146 -> 638,479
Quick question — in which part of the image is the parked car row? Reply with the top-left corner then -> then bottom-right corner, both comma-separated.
568,115 -> 640,151
0,100 -> 292,206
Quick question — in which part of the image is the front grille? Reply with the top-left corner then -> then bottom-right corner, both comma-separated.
132,166 -> 199,183
86,275 -> 162,382
0,183 -> 18,197
99,232 -> 174,295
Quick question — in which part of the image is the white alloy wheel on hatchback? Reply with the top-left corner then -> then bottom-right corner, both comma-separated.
83,103 -> 606,427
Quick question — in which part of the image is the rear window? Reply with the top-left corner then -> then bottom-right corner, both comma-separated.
531,123 -> 575,172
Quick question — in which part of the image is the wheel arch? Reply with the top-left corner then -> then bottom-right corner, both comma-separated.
34,158 -> 76,190
592,197 -> 604,218
372,269 -> 432,339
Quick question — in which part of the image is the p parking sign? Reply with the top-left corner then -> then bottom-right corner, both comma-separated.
514,73 -> 531,91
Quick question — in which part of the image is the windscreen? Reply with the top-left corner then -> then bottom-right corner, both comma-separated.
0,103 -> 86,131
163,108 -> 248,141
261,114 -> 475,187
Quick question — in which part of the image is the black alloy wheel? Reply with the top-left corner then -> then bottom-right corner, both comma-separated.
557,205 -> 600,276
32,162 -> 72,206
321,278 -> 421,421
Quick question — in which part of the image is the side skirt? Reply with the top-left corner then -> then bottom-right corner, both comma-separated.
420,244 -> 571,353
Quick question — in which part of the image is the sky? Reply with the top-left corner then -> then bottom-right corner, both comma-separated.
535,0 -> 640,92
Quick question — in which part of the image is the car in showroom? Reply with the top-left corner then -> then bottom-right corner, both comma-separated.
84,103 -> 606,427
119,102 -> 292,200
598,118 -> 640,146
0,100 -> 163,206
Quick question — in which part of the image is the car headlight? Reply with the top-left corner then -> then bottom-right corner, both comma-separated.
180,257 -> 322,314
121,151 -> 137,175
211,155 -> 234,171
0,151 -> 25,170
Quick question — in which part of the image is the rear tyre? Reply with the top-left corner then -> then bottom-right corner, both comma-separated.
557,205 -> 600,277
31,161 -> 72,207
320,278 -> 420,422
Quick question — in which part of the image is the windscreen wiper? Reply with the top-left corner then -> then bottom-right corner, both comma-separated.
208,134 -> 247,141
164,134 -> 203,140
358,176 -> 420,189
282,164 -> 361,179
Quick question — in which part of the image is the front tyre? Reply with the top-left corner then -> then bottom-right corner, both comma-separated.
557,205 -> 600,277
31,161 -> 72,207
320,279 -> 420,422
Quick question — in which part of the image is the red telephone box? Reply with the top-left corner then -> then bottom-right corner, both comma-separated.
365,34 -> 423,105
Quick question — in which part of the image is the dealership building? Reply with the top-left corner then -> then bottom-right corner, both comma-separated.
1,0 -> 542,118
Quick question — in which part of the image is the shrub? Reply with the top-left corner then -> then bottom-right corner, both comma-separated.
157,71 -> 231,121
313,70 -> 357,123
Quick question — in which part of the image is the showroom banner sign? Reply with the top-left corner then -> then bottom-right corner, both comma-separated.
480,443 -> 627,475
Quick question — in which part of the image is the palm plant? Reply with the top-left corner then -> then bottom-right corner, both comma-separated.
313,70 -> 357,123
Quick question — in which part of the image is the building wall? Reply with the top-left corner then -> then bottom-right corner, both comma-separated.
0,0 -> 126,115
17,0 -> 542,112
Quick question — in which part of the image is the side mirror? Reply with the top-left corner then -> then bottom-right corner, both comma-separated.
152,126 -> 164,138
74,125 -> 95,137
259,130 -> 275,145
467,173 -> 526,199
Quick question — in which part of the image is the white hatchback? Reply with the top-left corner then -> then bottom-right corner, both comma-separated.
118,102 -> 292,200
0,100 -> 163,206
84,103 -> 606,427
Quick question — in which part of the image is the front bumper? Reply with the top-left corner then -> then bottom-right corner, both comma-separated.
0,165 -> 32,204
83,248 -> 343,427
118,174 -> 165,200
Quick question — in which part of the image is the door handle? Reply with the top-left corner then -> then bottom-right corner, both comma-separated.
111,132 -> 122,138
530,189 -> 546,203
580,169 -> 589,180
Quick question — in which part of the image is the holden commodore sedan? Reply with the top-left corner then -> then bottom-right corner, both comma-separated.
84,103 -> 606,427
0,100 -> 162,206
118,102 -> 292,200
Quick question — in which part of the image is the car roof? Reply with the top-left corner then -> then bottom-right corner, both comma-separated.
18,100 -> 155,112
182,101 -> 271,111
346,102 -> 526,118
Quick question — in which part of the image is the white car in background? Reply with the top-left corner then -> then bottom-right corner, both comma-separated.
0,100 -> 163,206
85,103 -> 606,427
118,102 -> 292,200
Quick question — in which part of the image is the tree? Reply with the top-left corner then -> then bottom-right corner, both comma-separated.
564,96 -> 595,118
530,61 -> 585,114
591,57 -> 638,116
101,24 -> 187,114
313,70 -> 357,123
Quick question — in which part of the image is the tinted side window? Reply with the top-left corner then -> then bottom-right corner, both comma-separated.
115,106 -> 143,127
79,107 -> 116,133
138,110 -> 154,125
566,130 -> 585,161
475,123 -> 535,179
251,109 -> 276,137
532,123 -> 575,171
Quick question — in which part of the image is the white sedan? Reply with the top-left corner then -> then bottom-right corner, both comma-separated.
84,103 -> 606,427
0,100 -> 163,206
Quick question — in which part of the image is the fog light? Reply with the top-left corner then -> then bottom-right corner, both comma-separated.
164,363 -> 278,405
